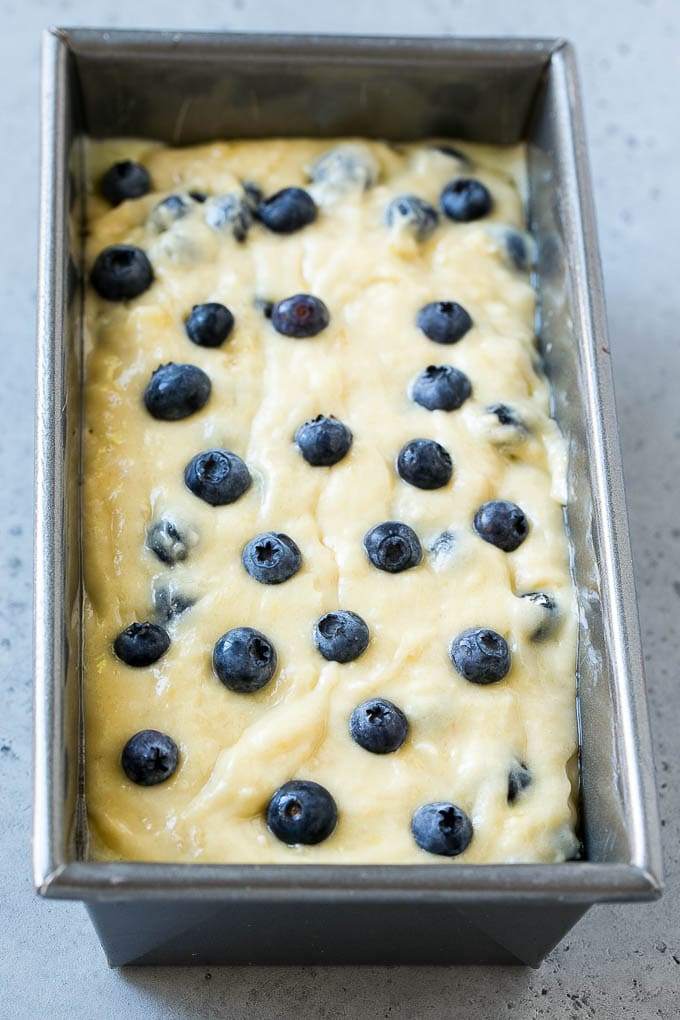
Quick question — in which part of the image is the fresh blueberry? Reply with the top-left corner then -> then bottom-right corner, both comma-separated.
397,439 -> 453,490
100,160 -> 151,206
429,530 -> 456,558
188,190 -> 207,203
271,294 -> 330,338
314,611 -> 369,663
432,144 -> 468,162
153,586 -> 194,622
521,591 -> 559,640
204,193 -> 253,241
349,698 -> 408,753
416,301 -> 473,344
146,519 -> 190,565
506,230 -> 529,271
185,302 -> 235,348
143,363 -> 211,421
266,780 -> 337,845
184,450 -> 251,506
113,621 -> 170,667
385,195 -> 439,241
149,193 -> 191,231
121,729 -> 179,786
309,145 -> 378,192
473,500 -> 529,552
242,532 -> 302,585
508,762 -> 532,804
441,178 -> 492,222
90,245 -> 153,301
363,521 -> 422,573
449,627 -> 511,684
411,365 -> 472,412
213,627 -> 277,692
294,415 -> 352,466
258,187 -> 317,233
486,403 -> 524,428
411,802 -> 473,857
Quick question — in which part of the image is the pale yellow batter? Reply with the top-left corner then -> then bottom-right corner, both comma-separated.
83,138 -> 579,864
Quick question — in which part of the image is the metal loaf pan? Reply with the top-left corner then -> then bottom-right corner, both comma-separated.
34,28 -> 662,967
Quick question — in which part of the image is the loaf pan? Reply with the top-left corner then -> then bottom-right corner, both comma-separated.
34,28 -> 662,967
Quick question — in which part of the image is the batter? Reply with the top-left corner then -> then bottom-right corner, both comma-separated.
82,137 -> 579,864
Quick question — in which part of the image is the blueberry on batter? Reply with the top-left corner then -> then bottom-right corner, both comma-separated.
397,439 -> 453,490
363,522 -> 422,573
449,627 -> 510,684
143,363 -> 211,421
385,195 -> 439,241
521,591 -> 559,640
113,621 -> 170,667
100,160 -> 150,206
506,230 -> 529,271
213,626 -> 277,693
121,729 -> 179,786
309,145 -> 378,192
314,611 -> 369,663
242,181 -> 263,209
416,301 -> 473,344
473,500 -> 529,552
147,519 -> 190,565
411,802 -> 473,857
441,178 -> 492,222
90,245 -> 153,301
294,415 -> 352,466
272,294 -> 330,338
508,762 -> 532,804
258,187 -> 317,233
242,532 -> 302,585
486,403 -> 525,429
411,365 -> 472,412
204,192 -> 253,241
184,450 -> 251,506
267,780 -> 338,846
153,587 -> 194,622
185,302 -> 235,348
349,698 -> 408,753
149,194 -> 191,231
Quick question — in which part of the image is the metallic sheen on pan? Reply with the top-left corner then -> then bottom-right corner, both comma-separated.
34,28 -> 662,967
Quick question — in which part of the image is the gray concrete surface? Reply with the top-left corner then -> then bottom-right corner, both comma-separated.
2,0 -> 678,1016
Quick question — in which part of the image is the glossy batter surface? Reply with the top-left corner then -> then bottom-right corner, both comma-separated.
83,138 -> 579,863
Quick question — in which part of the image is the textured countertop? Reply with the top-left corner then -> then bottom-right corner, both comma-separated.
2,0 -> 678,1016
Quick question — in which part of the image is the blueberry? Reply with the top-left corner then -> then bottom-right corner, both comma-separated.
314,611 -> 369,663
266,780 -> 337,846
204,193 -> 253,242
184,449 -> 251,506
254,296 -> 274,318
147,519 -> 190,565
213,627 -> 277,692
143,363 -> 211,421
149,194 -> 191,231
473,500 -> 528,552
113,621 -> 170,667
508,762 -> 532,804
363,521 -> 422,573
188,190 -> 207,203
153,587 -> 194,622
349,698 -> 408,753
506,230 -> 529,271
411,365 -> 472,412
242,532 -> 302,585
449,627 -> 510,684
432,144 -> 468,162
441,178 -> 492,222
429,530 -> 456,561
90,245 -> 153,301
185,302 -> 235,348
487,403 -> 524,428
416,301 -> 473,344
100,160 -> 151,206
309,145 -> 378,192
258,187 -> 317,234
385,195 -> 439,241
521,591 -> 559,640
242,181 -> 263,209
271,294 -> 330,338
294,415 -> 352,466
397,439 -> 453,490
411,802 -> 473,857
121,729 -> 179,786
